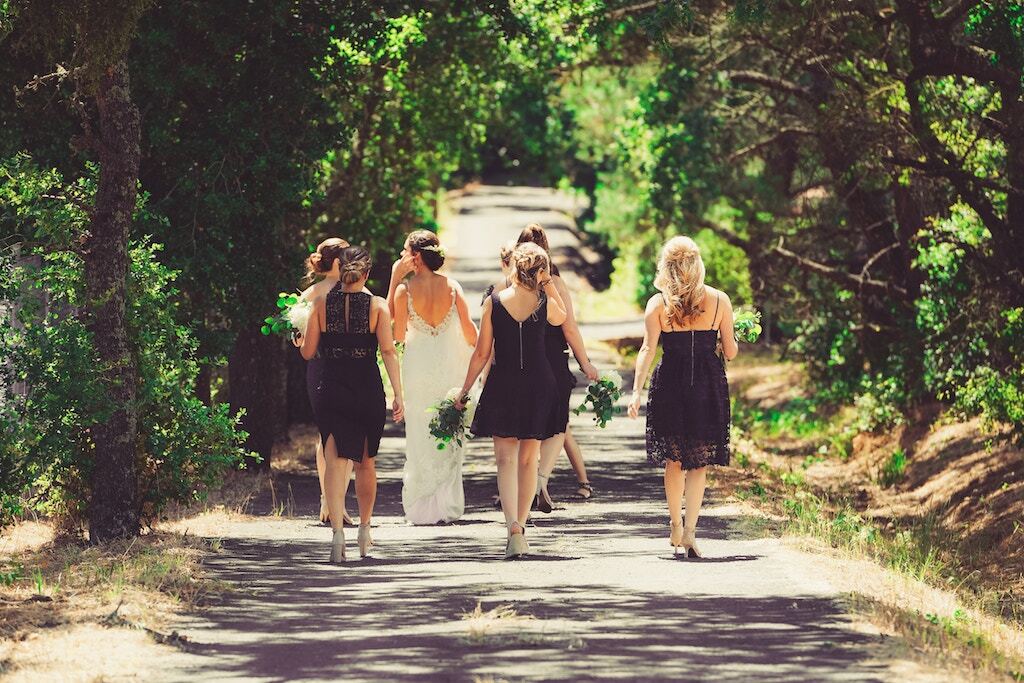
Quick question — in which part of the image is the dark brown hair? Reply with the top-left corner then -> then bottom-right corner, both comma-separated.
407,229 -> 444,272
339,245 -> 372,285
305,237 -> 349,282
517,223 -> 559,276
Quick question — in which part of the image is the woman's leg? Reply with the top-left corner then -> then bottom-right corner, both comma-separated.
517,439 -> 541,528
341,458 -> 354,523
563,428 -> 591,496
353,441 -> 377,526
664,461 -> 684,529
494,438 -> 520,531
316,440 -> 329,522
322,436 -> 349,533
683,466 -> 707,531
536,432 -> 567,507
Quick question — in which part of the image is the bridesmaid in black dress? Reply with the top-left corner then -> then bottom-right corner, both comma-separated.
456,243 -> 567,558
296,237 -> 355,527
515,225 -> 600,512
627,236 -> 738,558
301,246 -> 405,563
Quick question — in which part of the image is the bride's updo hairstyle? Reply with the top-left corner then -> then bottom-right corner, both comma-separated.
516,223 -> 559,276
655,236 -> 707,327
305,237 -> 349,281
510,242 -> 549,291
407,229 -> 445,272
339,245 -> 372,285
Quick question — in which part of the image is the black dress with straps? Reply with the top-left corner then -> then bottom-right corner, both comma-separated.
646,293 -> 731,470
482,276 -> 576,436
545,323 -> 577,435
471,291 -> 557,440
308,288 -> 386,461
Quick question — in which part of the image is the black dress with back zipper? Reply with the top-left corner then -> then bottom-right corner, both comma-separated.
471,291 -> 557,440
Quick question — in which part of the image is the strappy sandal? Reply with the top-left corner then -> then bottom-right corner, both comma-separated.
575,481 -> 594,500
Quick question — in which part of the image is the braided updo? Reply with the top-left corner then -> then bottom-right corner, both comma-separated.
339,245 -> 372,285
510,242 -> 549,291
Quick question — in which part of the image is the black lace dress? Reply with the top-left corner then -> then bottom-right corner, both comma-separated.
646,295 -> 731,470
471,291 -> 557,440
308,288 -> 386,461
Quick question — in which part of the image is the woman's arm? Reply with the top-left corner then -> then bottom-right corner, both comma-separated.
627,295 -> 664,418
541,270 -> 567,326
299,297 -> 324,361
456,298 -> 495,405
718,294 -> 738,361
373,298 -> 405,423
451,281 -> 479,347
553,276 -> 598,381
392,283 -> 410,344
386,254 -> 415,317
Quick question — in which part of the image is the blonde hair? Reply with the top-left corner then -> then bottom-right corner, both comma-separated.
339,245 -> 372,285
499,240 -> 516,268
654,236 -> 706,327
511,242 -> 549,291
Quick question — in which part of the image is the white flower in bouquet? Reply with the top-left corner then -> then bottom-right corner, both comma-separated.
599,370 -> 624,391
286,299 -> 313,333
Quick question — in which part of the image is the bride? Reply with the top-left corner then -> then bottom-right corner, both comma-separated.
388,230 -> 478,524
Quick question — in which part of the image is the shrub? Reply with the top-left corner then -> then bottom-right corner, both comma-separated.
0,156 -> 254,529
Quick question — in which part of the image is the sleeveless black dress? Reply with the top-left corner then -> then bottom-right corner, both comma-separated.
646,294 -> 731,470
471,291 -> 557,440
309,288 -> 386,461
545,323 -> 577,435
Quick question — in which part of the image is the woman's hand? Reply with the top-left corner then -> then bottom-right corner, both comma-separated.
453,391 -> 470,411
627,391 -> 642,419
581,360 -> 599,383
291,332 -> 303,348
392,397 -> 405,423
392,253 -> 415,281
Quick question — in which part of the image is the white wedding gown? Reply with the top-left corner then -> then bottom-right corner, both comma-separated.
401,289 -> 473,524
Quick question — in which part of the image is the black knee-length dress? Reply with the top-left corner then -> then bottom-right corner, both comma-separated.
471,291 -> 557,440
646,294 -> 731,470
545,324 -> 577,435
308,288 -> 386,461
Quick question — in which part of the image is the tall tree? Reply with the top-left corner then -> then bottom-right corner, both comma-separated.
6,0 -> 152,541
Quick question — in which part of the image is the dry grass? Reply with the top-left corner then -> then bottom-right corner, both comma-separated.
0,526 -> 232,680
461,602 -> 535,642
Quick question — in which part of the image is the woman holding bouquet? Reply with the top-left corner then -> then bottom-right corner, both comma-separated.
301,246 -> 405,563
516,225 -> 600,511
627,236 -> 737,558
388,230 -> 478,525
456,243 -> 567,558
298,238 -> 357,527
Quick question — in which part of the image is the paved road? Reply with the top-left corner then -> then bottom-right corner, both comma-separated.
160,186 -> 934,682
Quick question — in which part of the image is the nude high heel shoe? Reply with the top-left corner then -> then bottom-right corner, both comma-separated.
357,524 -> 373,558
505,523 -> 528,559
681,526 -> 703,559
329,528 -> 346,563
670,521 -> 684,557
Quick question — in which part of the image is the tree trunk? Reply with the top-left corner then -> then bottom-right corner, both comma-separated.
229,328 -> 287,469
85,60 -> 142,543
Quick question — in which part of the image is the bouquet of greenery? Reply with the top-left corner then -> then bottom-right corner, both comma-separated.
733,307 -> 763,344
261,292 -> 312,338
574,370 -> 624,428
428,388 -> 475,451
